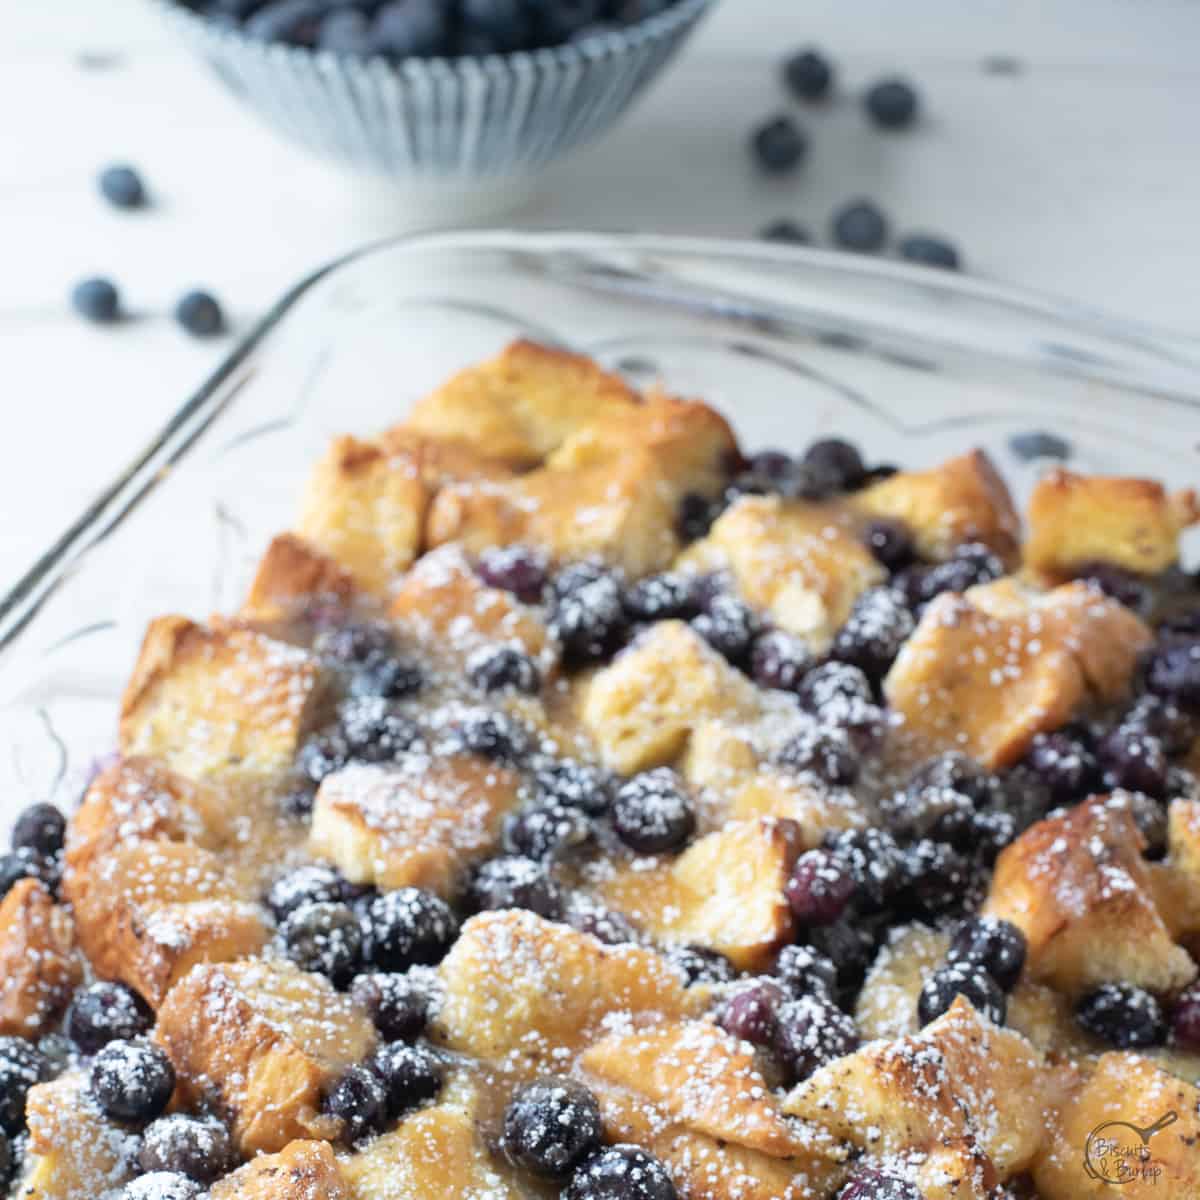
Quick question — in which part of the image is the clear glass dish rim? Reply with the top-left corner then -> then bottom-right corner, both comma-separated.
3,227 -> 1199,658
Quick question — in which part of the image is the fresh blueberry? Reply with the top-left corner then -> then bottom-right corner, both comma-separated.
824,828 -> 904,913
803,438 -> 867,491
468,856 -> 564,919
450,707 -> 531,763
751,116 -> 807,173
72,277 -> 121,324
530,759 -> 613,816
466,645 -> 541,694
664,945 -> 738,986
550,563 -> 628,664
91,1039 -> 175,1123
531,0 -> 605,43
1024,731 -> 1098,802
917,962 -> 1006,1027
1076,983 -> 1166,1048
774,943 -> 838,999
750,630 -> 813,692
565,1145 -> 677,1200
718,979 -> 785,1046
783,48 -> 833,101
623,573 -> 700,622
11,804 -> 65,857
244,0 -> 327,44
830,586 -> 915,682
838,1170 -> 925,1200
1171,983 -> 1200,1051
372,0 -> 453,57
476,546 -> 548,603
774,994 -> 858,1084
898,233 -> 960,270
0,1038 -> 50,1133
1008,430 -> 1071,462
138,1115 -> 232,1182
864,78 -> 919,129
319,9 -> 374,54
350,974 -> 429,1043
369,1042 -> 443,1116
1097,726 -> 1168,797
947,917 -> 1026,991
363,888 -> 458,971
612,769 -> 696,854
1146,638 -> 1200,709
691,593 -> 760,666
503,1077 -> 603,1179
121,1173 -> 203,1200
324,1065 -> 388,1144
459,0 -> 534,52
760,220 -> 812,245
778,725 -> 859,786
339,698 -> 421,763
266,865 -> 348,921
785,849 -> 857,926
66,981 -> 153,1055
98,165 -> 146,210
1075,562 -> 1148,611
174,290 -> 225,338
862,518 -> 916,572
282,901 -> 363,984
503,802 -> 591,861
831,200 -> 888,253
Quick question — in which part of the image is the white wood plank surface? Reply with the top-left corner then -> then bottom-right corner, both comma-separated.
4,0 -> 1200,587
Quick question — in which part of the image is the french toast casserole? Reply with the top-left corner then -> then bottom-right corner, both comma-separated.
2,339 -> 1199,1200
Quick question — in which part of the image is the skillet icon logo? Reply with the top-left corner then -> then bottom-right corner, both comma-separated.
1083,1110 -> 1177,1186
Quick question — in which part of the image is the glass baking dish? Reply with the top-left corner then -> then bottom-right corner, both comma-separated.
2,229 -> 1199,832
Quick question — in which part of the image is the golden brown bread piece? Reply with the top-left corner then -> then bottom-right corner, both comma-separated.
984,796 -> 1197,997
156,959 -> 377,1155
677,495 -> 884,649
120,617 -> 330,781
1033,1053 -> 1200,1199
885,579 -> 1153,769
0,880 -> 80,1039
850,449 -> 1021,564
210,1140 -> 350,1200
432,910 -> 698,1067
1150,799 -> 1200,941
727,772 -> 868,845
241,533 -> 356,623
1025,468 -> 1200,576
308,755 -> 522,897
401,338 -> 640,467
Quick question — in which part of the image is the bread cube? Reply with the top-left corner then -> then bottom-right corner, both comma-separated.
729,773 -> 868,847
156,959 -> 377,1155
241,533 -> 356,623
0,880 -> 80,1039
1025,468 -> 1200,576
210,1141 -> 350,1200
984,797 -> 1196,996
309,756 -> 522,897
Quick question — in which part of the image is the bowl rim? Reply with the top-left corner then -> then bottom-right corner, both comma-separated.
152,0 -> 718,73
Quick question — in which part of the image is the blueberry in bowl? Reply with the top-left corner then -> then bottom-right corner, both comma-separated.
154,0 -> 716,187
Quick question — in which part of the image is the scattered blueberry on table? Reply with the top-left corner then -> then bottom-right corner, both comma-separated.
864,77 -> 920,129
898,233 -> 961,270
174,290 -> 227,338
98,164 -> 148,210
760,219 -> 812,244
1009,430 -> 1072,461
782,47 -> 833,101
751,115 -> 807,174
71,277 -> 122,324
831,199 -> 889,252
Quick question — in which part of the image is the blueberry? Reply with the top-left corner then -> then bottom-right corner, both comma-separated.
550,563 -> 627,664
917,962 -> 1006,1027
1125,694 -> 1196,756
98,165 -> 146,210
266,865 -> 347,921
372,0 -> 453,57
1008,430 -> 1071,462
760,220 -> 812,245
121,1173 -> 203,1200
898,234 -> 960,270
785,849 -> 857,926
298,731 -> 350,786
339,698 -> 421,763
691,593 -> 760,666
677,492 -> 718,541
66,981 -> 153,1055
1171,983 -> 1200,1051
319,10 -> 373,54
315,621 -> 394,665
565,1145 -> 677,1200
803,438 -> 867,491
664,945 -> 738,986
613,0 -> 673,22
947,917 -> 1026,991
1097,726 -> 1168,797
1076,983 -> 1166,1048
0,1038 -> 50,1133
72,277 -> 121,324
718,979 -> 784,1046
805,919 -> 877,998
795,661 -> 875,721
531,0 -> 605,44
368,1042 -> 442,1116
783,48 -> 833,101
750,630 -> 813,692
350,974 -> 429,1043
0,853 -> 33,903
1075,562 -> 1148,611
832,201 -> 888,253
503,803 -> 591,860
880,781 -> 974,845
364,888 -> 458,971
623,573 -> 700,622
1024,731 -> 1098,802
90,1040 -> 175,1123
830,586 -> 914,682
838,1170 -> 925,1200
862,518 -> 916,572
778,725 -> 858,786
174,290 -> 225,339
282,901 -> 363,984
11,804 -> 65,857
1146,638 -> 1200,709
612,769 -> 696,854
864,78 -> 919,129
899,840 -> 972,919
468,855 -> 563,918
970,807 -> 1019,862
774,943 -> 838,999
503,1077 -> 603,1179
466,645 -> 541,695
476,546 -> 548,604
530,759 -> 613,816
906,751 -> 1002,808
751,115 -> 807,173
459,0 -> 534,52
824,828 -> 904,912
349,653 -> 424,700
907,542 -> 1004,604
0,1133 -> 11,1189
450,707 -> 530,763
774,994 -> 858,1084
322,1064 -> 388,1144
564,896 -> 641,946
138,1115 -> 232,1182
244,0 -> 327,44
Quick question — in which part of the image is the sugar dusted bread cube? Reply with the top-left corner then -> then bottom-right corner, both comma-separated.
241,533 -> 355,623
729,772 -> 868,846
678,495 -> 884,649
984,796 -> 1197,997
402,339 -> 640,467
432,910 -> 696,1066
156,959 -> 377,1155
309,755 -> 522,897
1033,1052 -> 1200,1200
850,449 -> 1021,563
1025,467 -> 1200,576
1150,799 -> 1200,940
580,621 -> 762,774
784,997 -> 1048,1181
0,880 -> 80,1039
884,580 -> 1153,769
210,1140 -> 350,1200
120,616 -> 330,781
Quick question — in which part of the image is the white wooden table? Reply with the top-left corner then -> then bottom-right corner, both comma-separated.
5,0 -> 1200,591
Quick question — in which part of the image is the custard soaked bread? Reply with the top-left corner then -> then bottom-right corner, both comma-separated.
11,342 -> 1200,1200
